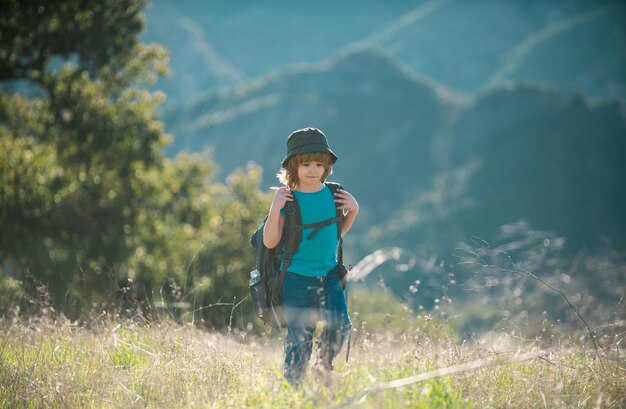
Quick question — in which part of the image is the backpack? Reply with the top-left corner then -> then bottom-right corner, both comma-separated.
249,182 -> 348,328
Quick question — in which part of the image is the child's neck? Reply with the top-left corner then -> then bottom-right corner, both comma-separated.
295,181 -> 324,193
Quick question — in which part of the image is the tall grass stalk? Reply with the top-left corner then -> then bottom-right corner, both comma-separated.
1,312 -> 623,408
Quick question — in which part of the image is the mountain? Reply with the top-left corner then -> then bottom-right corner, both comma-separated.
451,84 -> 626,250
163,48 -> 626,261
494,2 -> 626,98
376,83 -> 626,257
163,50 -> 463,222
142,1 -> 626,325
142,0 -> 626,107
363,0 -> 626,98
142,0 -> 419,105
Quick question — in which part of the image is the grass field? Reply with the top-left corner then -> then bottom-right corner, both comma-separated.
1,306 -> 624,409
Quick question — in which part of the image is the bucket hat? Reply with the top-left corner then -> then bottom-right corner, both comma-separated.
281,128 -> 338,167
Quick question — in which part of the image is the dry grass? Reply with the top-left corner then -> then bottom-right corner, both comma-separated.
0,311 -> 624,409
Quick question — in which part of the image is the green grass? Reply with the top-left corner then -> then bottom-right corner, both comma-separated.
0,313 -> 623,408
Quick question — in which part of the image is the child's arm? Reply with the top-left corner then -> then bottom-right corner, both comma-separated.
263,187 -> 293,248
334,189 -> 359,237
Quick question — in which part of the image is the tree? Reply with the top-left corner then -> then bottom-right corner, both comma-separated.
0,0 -> 269,326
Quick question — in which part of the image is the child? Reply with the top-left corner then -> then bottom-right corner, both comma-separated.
263,127 -> 359,386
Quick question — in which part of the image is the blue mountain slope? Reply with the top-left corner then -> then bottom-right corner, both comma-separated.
163,49 -> 461,220
143,0 -> 626,105
450,84 -> 626,250
164,46 -> 626,258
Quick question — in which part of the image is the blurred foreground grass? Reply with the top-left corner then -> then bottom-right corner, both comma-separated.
0,309 -> 624,408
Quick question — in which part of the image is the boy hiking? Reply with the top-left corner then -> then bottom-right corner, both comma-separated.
263,127 -> 359,386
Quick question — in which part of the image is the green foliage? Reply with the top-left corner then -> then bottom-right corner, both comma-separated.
109,345 -> 144,369
394,378 -> 471,409
127,158 -> 271,327
0,0 -> 271,327
0,275 -> 24,313
0,0 -> 168,89
0,0 -> 168,314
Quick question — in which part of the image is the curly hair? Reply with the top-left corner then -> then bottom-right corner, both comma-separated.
277,152 -> 334,189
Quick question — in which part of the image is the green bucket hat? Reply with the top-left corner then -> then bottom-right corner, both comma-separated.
281,128 -> 338,167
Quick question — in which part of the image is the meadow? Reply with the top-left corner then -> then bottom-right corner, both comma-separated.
1,298 -> 623,409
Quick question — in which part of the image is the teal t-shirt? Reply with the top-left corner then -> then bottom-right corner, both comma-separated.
281,185 -> 339,277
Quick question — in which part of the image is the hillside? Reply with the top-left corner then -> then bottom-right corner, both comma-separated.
5,0 -> 624,345
161,47 -> 626,320
373,84 -> 626,253
146,1 -> 626,322
142,0 -> 626,106
163,49 -> 461,220
450,84 -> 626,250
142,0 -> 419,105
499,2 -> 626,98
164,47 -> 626,254
366,0 -> 626,98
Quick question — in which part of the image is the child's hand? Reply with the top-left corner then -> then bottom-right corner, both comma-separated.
270,186 -> 293,213
334,189 -> 359,214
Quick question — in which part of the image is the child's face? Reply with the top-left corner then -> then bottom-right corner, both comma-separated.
297,161 -> 325,189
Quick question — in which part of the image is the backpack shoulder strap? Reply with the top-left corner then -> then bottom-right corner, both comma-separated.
268,194 -> 300,305
324,182 -> 344,241
282,193 -> 302,262
323,182 -> 347,270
